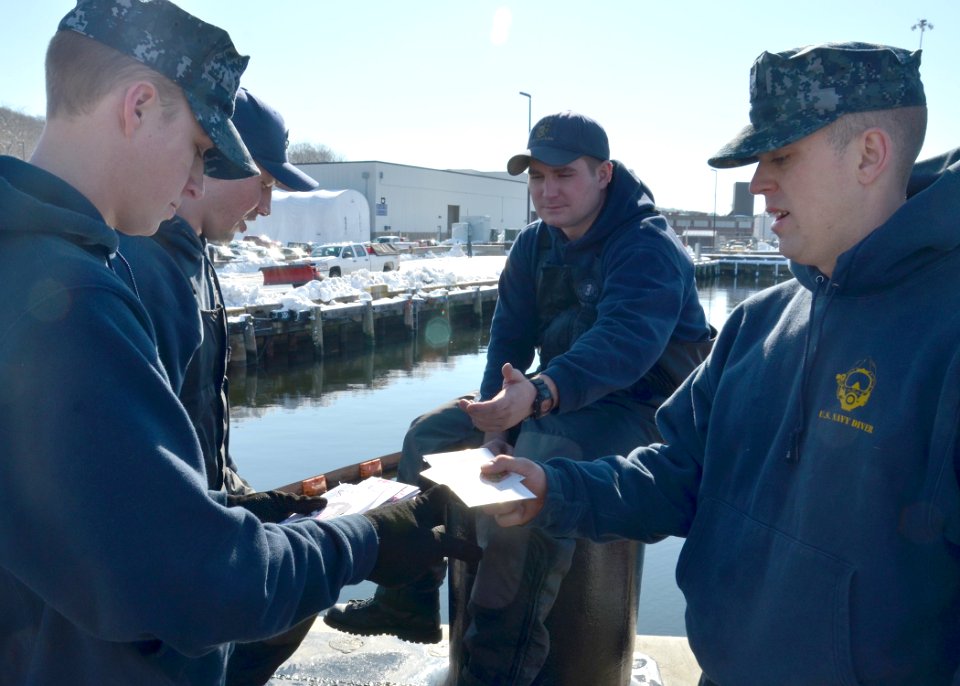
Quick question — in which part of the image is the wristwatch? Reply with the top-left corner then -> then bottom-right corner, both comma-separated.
529,377 -> 553,419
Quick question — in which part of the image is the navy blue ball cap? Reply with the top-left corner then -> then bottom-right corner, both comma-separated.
231,88 -> 319,192
507,111 -> 610,176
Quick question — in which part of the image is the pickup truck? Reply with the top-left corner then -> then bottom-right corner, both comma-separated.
309,242 -> 399,278
375,235 -> 417,251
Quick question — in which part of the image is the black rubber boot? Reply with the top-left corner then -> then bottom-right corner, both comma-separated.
323,567 -> 444,644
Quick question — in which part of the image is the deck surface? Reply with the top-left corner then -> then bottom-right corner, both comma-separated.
266,622 -> 701,685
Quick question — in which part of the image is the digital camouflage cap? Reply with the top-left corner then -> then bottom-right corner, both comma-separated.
58,0 -> 258,180
708,42 -> 925,169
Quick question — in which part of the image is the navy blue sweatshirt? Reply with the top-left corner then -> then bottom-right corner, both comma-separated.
481,161 -> 711,409
120,220 -> 251,494
0,156 -> 377,685
116,219 -> 202,395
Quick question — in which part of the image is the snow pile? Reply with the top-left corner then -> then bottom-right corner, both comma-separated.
218,255 -> 505,310
220,277 -> 267,306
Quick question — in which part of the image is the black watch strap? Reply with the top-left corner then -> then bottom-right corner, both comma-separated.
530,377 -> 553,419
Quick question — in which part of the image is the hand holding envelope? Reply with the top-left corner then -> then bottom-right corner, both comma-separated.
420,448 -> 536,508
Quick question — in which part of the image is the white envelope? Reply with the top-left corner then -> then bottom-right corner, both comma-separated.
421,448 -> 535,508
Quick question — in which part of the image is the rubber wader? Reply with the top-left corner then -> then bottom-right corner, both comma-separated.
447,502 -> 643,686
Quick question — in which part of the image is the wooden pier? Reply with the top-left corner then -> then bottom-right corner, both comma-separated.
227,282 -> 499,367
695,252 -> 790,280
227,253 -> 791,368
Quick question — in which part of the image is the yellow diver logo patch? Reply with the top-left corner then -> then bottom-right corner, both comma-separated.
835,359 -> 877,412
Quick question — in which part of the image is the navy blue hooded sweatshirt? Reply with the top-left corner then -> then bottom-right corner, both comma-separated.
116,221 -> 202,396
0,156 -> 378,685
481,161 -> 712,409
119,220 -> 252,495
534,150 -> 960,684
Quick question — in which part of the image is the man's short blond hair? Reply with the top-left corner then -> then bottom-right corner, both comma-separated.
45,31 -> 184,120
826,106 -> 927,191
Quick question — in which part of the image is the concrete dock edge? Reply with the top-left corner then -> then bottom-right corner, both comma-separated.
267,622 -> 701,685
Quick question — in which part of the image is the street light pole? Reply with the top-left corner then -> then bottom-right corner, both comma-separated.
519,91 -> 532,225
911,18 -> 934,49
712,169 -> 718,250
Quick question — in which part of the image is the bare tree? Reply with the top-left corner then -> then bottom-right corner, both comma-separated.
0,107 -> 44,160
2,108 -> 347,167
287,142 -> 344,164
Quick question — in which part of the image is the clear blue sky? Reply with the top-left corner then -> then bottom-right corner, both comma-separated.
3,1 -> 957,213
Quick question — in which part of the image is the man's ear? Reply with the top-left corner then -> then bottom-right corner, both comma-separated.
597,160 -> 614,188
120,81 -> 160,138
856,128 -> 893,187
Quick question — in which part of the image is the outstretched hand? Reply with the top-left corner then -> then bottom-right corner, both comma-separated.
458,363 -> 534,432
363,485 -> 482,587
480,455 -> 547,527
226,490 -> 328,524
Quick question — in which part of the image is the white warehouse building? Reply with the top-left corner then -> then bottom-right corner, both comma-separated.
253,188 -> 371,246
294,161 -> 530,243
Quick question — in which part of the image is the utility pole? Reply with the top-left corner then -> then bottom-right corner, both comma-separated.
911,19 -> 933,49
519,91 -> 532,225
712,169 -> 718,250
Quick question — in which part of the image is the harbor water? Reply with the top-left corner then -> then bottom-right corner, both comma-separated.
228,276 -> 778,637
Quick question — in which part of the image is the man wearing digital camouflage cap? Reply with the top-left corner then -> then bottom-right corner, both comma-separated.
0,2 -> 478,684
482,42 -> 960,684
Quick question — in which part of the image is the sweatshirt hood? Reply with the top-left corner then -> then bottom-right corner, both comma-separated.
906,147 -> 960,198
566,160 -> 658,253
793,148 -> 960,294
0,156 -> 117,255
152,215 -> 205,268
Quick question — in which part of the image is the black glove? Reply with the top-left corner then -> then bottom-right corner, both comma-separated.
226,490 -> 328,524
362,485 -> 482,587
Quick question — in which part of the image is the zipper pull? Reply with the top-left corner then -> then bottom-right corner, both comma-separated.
785,428 -> 801,463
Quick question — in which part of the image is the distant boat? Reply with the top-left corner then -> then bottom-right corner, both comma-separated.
719,240 -> 749,253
